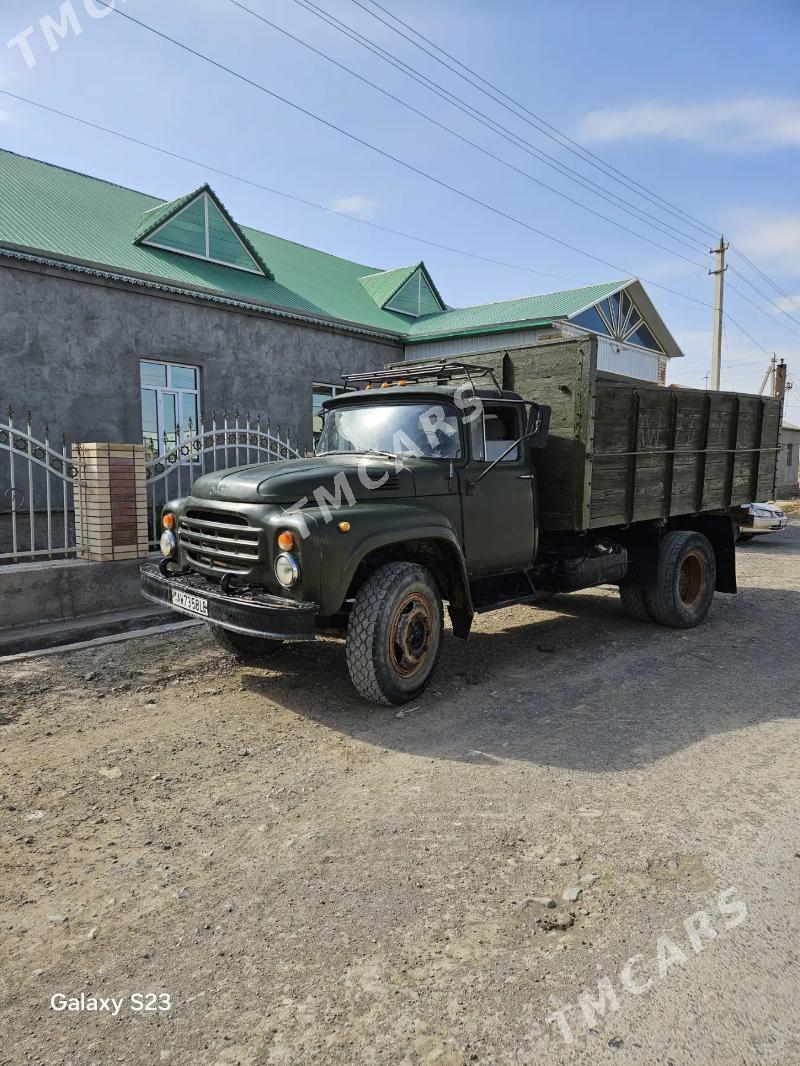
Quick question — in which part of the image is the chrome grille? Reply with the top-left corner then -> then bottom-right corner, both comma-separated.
178,510 -> 260,574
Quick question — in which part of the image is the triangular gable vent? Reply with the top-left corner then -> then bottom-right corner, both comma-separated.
136,186 -> 271,277
385,266 -> 444,318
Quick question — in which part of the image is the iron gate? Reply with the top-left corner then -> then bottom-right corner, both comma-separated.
145,413 -> 301,548
0,408 -> 82,564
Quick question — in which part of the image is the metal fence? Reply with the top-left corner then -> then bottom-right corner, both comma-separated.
0,408 -> 81,565
145,412 -> 301,548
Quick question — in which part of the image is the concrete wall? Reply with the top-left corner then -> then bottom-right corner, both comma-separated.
0,557 -> 147,629
0,259 -> 401,448
776,427 -> 800,497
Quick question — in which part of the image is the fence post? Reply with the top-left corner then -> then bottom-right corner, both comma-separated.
74,443 -> 149,562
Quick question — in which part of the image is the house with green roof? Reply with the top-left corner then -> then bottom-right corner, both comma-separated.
0,149 -> 681,452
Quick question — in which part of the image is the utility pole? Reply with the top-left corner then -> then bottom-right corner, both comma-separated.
709,235 -> 728,391
774,358 -> 787,400
758,354 -> 777,396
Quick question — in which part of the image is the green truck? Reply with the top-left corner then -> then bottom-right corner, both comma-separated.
141,337 -> 782,705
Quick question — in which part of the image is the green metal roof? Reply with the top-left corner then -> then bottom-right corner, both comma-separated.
405,279 -> 631,338
135,188 -> 198,241
0,150 -> 678,352
359,263 -> 419,307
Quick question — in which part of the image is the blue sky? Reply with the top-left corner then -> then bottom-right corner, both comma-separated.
1,0 -> 799,418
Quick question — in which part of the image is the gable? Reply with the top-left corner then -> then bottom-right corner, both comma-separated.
359,262 -> 445,318
137,186 -> 271,277
385,267 -> 444,317
570,285 -> 665,354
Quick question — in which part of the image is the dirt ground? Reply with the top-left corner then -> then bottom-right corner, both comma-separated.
2,525 -> 799,1066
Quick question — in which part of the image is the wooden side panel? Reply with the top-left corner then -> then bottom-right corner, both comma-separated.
500,340 -> 594,530
756,399 -> 781,500
701,393 -> 737,510
670,393 -> 707,514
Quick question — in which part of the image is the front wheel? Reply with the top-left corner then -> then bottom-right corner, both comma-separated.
346,562 -> 444,705
645,531 -> 716,628
207,623 -> 283,661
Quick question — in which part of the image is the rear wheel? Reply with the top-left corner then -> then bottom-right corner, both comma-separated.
619,585 -> 653,622
346,562 -> 443,705
645,531 -> 716,628
207,623 -> 283,661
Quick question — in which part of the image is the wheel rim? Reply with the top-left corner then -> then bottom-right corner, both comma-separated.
678,550 -> 706,609
388,592 -> 434,679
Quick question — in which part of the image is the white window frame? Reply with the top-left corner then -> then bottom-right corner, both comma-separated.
140,359 -> 201,462
142,192 -> 264,276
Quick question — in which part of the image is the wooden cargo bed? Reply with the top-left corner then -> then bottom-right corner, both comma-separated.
464,337 -> 782,532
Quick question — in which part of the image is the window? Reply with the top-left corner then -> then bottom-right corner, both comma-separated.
142,191 -> 265,275
313,382 -> 347,441
471,405 -> 521,462
385,268 -> 444,318
317,403 -> 462,460
572,289 -> 664,354
140,360 -> 200,459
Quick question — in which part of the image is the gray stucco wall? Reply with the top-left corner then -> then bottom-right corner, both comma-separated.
0,260 -> 401,448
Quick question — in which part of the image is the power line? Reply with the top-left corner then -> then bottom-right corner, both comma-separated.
94,1 -> 712,309
349,0 -> 800,350
0,88 -> 575,285
729,245 -> 800,318
290,0 -> 710,255
348,0 -> 720,241
728,263 -> 800,333
726,277 -> 800,341
226,0 -> 709,271
723,312 -> 772,357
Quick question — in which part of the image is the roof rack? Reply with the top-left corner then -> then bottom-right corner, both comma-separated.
342,361 -> 502,394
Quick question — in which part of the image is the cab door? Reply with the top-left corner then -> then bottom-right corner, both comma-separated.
458,402 -> 535,575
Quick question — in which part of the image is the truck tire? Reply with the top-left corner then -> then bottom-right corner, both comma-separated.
619,585 -> 653,622
644,531 -> 716,628
206,623 -> 283,661
346,562 -> 444,706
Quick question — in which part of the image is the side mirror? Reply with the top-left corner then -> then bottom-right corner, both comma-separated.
525,403 -> 551,449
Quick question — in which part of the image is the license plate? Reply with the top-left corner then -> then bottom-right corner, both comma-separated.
171,589 -> 209,617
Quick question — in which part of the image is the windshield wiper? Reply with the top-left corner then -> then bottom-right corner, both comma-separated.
317,448 -> 400,459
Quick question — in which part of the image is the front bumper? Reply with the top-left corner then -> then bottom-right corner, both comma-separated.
140,561 -> 317,641
744,515 -> 788,534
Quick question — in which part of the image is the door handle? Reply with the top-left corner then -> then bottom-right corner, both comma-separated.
517,474 -> 534,479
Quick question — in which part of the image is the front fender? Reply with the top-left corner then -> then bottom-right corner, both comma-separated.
312,502 -> 469,615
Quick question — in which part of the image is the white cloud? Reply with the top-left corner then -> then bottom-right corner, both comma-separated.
0,109 -> 10,124
578,97 -> 800,151
771,294 -> 800,315
724,208 -> 800,276
328,195 -> 379,220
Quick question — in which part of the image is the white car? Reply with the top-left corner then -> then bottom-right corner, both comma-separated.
734,502 -> 788,540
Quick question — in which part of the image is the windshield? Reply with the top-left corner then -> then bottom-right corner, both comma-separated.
317,402 -> 462,459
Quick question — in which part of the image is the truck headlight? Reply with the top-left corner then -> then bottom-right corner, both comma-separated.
275,552 -> 299,587
160,529 -> 177,558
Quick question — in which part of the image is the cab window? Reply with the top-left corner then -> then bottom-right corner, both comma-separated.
471,404 -> 521,462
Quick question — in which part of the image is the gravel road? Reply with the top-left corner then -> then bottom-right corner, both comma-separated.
2,525 -> 799,1066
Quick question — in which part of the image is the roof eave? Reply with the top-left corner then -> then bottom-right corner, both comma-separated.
406,317 -> 556,343
0,242 -> 404,343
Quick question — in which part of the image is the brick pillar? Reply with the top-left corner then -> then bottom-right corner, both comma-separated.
74,444 -> 149,561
